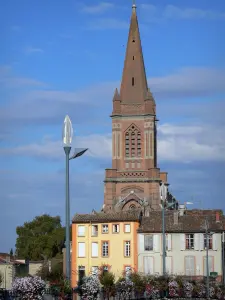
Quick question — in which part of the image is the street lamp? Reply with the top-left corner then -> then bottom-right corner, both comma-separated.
160,182 -> 168,276
62,115 -> 88,283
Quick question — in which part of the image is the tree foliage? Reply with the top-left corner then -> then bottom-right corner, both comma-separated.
36,258 -> 63,281
15,214 -> 67,261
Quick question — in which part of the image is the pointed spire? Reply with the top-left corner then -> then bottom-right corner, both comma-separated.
120,4 -> 148,104
145,88 -> 156,115
146,88 -> 155,103
113,88 -> 121,101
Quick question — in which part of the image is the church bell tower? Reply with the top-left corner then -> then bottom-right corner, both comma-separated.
103,4 -> 168,213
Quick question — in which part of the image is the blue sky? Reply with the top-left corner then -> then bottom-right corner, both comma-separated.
0,0 -> 225,252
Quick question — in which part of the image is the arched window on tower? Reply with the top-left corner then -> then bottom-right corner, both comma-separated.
125,125 -> 141,158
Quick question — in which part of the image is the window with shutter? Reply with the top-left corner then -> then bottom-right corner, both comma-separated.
204,234 -> 213,249
194,234 -> 200,251
125,224 -> 131,233
91,242 -> 98,257
185,256 -> 195,276
186,234 -> 195,249
166,256 -> 172,274
166,234 -> 172,251
139,234 -> 144,252
78,243 -> 85,257
180,234 -> 186,251
144,235 -> 153,251
92,225 -> 98,237
153,235 -> 159,252
78,225 -> 85,236
199,234 -> 204,250
203,256 -> 214,276
113,224 -> 120,233
212,234 -> 217,250
143,256 -> 154,274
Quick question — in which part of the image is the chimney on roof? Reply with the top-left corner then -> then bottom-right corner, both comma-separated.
216,211 -> 220,223
174,211 -> 179,225
179,204 -> 186,216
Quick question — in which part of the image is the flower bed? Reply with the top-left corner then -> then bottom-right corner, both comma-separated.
73,272 -> 225,300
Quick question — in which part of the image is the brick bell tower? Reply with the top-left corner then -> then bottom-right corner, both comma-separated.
103,4 -> 168,213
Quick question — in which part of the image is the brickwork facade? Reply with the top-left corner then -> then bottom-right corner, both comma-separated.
103,5 -> 168,213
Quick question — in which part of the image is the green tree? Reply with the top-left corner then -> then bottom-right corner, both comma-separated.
10,248 -> 13,256
15,214 -> 67,261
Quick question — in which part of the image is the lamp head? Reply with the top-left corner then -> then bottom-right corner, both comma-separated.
62,115 -> 73,147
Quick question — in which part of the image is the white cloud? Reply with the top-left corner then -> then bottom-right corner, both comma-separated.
0,134 -> 112,160
163,5 -> 225,20
0,66 -> 225,128
80,2 -> 114,14
148,67 -> 225,98
157,123 -> 225,162
0,65 -> 44,88
0,122 -> 224,163
140,4 -> 225,21
25,46 -> 44,54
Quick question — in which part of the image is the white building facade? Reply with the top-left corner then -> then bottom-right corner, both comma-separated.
138,210 -> 224,281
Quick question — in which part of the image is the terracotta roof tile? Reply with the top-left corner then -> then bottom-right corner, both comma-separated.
138,211 -> 224,233
72,210 -> 140,223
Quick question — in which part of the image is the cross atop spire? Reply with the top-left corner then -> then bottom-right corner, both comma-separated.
119,3 -> 148,104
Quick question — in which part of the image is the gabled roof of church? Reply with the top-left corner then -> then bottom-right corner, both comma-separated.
120,4 -> 148,104
72,210 -> 140,223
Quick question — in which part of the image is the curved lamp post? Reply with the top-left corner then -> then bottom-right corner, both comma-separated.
160,182 -> 168,276
62,115 -> 88,283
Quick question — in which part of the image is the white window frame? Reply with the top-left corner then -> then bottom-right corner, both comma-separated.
78,225 -> 85,237
102,224 -> 109,233
144,234 -> 153,251
102,241 -> 109,257
185,255 -> 195,276
91,225 -> 98,237
124,224 -> 131,233
185,234 -> 195,250
91,242 -> 98,257
78,242 -> 85,258
113,224 -> 120,233
204,234 -> 213,250
124,241 -> 131,257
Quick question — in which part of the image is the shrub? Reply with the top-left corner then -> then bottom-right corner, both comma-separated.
130,272 -> 146,296
11,276 -> 46,300
99,271 -> 115,298
80,275 -> 100,300
115,277 -> 133,298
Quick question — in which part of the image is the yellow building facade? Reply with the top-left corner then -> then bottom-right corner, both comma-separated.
71,211 -> 140,287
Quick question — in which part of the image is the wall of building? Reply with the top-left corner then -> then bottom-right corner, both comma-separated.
71,221 -> 139,287
0,264 -> 13,290
138,233 -> 222,279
